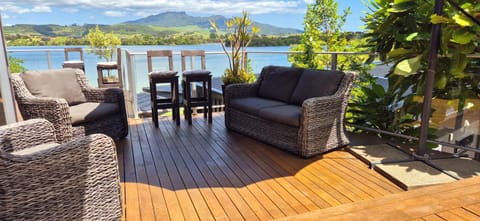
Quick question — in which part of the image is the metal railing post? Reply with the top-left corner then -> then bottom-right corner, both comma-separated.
330,53 -> 338,71
243,52 -> 248,70
46,50 -> 52,69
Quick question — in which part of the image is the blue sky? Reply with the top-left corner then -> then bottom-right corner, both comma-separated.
0,0 -> 368,31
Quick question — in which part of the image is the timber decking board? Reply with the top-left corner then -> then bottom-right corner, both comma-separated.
278,175 -> 480,221
118,114 -> 404,221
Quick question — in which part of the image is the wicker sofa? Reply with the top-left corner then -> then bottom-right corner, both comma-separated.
10,69 -> 128,143
0,119 -> 121,220
224,65 -> 355,158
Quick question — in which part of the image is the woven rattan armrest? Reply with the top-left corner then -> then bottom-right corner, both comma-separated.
18,96 -> 73,142
1,133 -> 121,220
0,119 -> 57,153
83,87 -> 124,103
224,83 -> 259,106
302,95 -> 345,121
5,133 -> 116,163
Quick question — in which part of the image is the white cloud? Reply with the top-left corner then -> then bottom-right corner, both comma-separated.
0,4 -> 51,14
303,0 -> 314,4
32,6 -> 52,13
0,5 -> 31,14
1,14 -> 10,19
62,7 -> 79,13
1,0 -> 303,16
104,10 -> 126,17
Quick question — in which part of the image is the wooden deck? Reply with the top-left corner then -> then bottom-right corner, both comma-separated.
280,175 -> 480,221
117,113 -> 403,221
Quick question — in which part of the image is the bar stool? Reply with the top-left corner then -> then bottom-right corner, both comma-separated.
63,47 -> 85,72
148,50 -> 180,127
97,48 -> 123,88
181,50 -> 212,125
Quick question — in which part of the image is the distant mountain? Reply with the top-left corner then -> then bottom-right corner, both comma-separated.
123,11 -> 302,35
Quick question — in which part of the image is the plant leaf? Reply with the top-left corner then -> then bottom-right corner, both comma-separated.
393,55 -> 422,76
430,15 -> 451,24
388,48 -> 413,58
405,32 -> 418,41
453,14 -> 472,27
451,29 -> 475,44
388,1 -> 415,13
372,84 -> 386,97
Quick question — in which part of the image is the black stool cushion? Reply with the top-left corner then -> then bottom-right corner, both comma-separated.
183,70 -> 211,77
149,71 -> 178,79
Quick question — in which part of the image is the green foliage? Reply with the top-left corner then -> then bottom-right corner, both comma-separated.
8,56 -> 26,73
248,35 -> 301,46
211,11 -> 259,84
289,0 -> 365,70
347,70 -> 424,137
86,25 -> 121,61
361,0 -> 479,140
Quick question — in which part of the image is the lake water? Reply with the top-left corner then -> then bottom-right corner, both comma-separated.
7,44 -> 292,91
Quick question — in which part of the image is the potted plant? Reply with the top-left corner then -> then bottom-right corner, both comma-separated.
210,10 -> 259,93
86,25 -> 121,83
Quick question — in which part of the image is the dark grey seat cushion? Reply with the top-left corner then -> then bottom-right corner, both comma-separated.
69,102 -> 119,125
258,66 -> 302,102
230,97 -> 286,116
20,69 -> 87,105
149,71 -> 178,79
258,105 -> 302,127
183,70 -> 211,77
290,69 -> 345,105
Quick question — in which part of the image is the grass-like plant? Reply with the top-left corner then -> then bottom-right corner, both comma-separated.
210,11 -> 259,85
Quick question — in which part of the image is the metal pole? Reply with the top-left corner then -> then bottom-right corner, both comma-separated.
46,50 -> 52,69
417,0 -> 444,157
331,53 -> 338,70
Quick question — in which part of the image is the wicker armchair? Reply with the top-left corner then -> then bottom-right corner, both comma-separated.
10,69 -> 128,143
0,119 -> 121,220
224,66 -> 355,157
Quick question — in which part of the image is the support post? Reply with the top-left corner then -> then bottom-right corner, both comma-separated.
330,53 -> 338,71
417,0 -> 444,157
47,50 -> 52,69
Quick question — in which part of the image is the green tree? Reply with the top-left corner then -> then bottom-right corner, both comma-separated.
86,25 -> 121,61
8,56 -> 26,73
358,0 -> 479,139
289,0 -> 352,69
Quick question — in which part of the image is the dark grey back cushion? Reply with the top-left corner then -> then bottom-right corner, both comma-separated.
258,66 -> 302,102
290,69 -> 345,105
20,69 -> 87,105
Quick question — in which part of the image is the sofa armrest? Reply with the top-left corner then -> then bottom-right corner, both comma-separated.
83,87 -> 124,103
17,96 -> 73,143
0,119 -> 57,153
224,83 -> 259,106
299,72 -> 356,151
302,94 -> 345,122
1,134 -> 121,220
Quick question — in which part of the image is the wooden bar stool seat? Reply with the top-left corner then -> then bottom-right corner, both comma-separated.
181,50 -> 213,125
63,47 -> 85,72
97,48 -> 123,88
150,71 -> 177,79
63,61 -> 85,70
147,50 -> 180,127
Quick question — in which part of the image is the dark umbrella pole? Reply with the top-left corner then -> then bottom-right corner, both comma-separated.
417,0 -> 445,158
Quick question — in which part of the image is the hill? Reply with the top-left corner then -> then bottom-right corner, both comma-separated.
123,11 -> 302,35
3,12 -> 302,46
